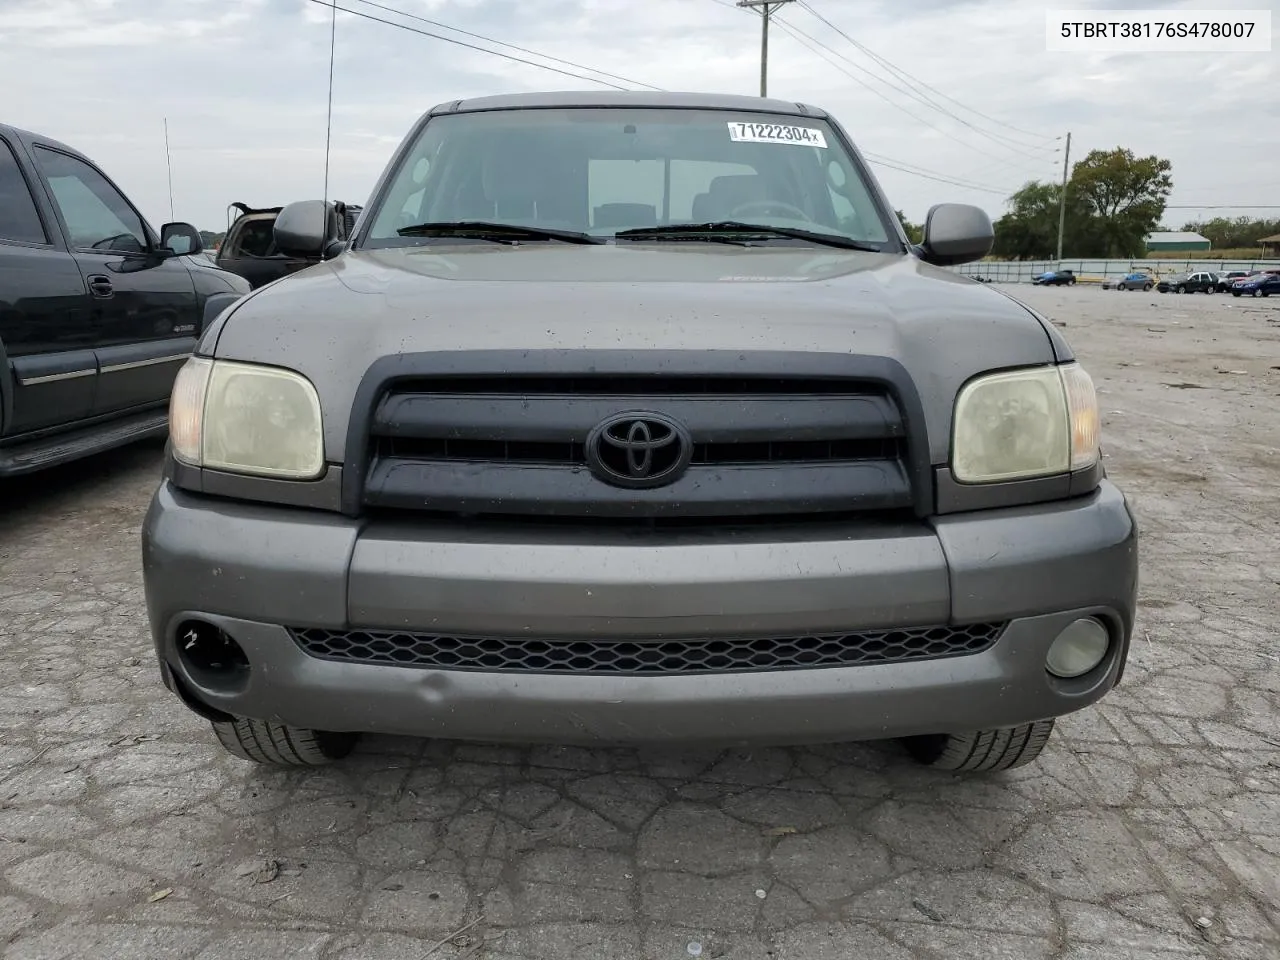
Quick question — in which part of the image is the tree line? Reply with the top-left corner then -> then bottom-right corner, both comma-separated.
896,148 -> 1272,260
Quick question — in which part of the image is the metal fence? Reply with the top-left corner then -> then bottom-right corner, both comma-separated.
952,258 -> 1280,284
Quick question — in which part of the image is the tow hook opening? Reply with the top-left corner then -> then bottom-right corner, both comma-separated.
176,619 -> 251,695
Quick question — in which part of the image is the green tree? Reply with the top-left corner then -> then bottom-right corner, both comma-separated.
991,182 -> 1096,260
895,209 -> 923,245
1179,216 -> 1280,249
1069,148 -> 1172,257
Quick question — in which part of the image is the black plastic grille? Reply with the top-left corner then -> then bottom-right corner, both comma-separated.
290,623 -> 1005,675
359,370 -> 921,521
382,436 -> 901,466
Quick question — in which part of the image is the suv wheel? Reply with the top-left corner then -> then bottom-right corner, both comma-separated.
212,717 -> 359,766
1176,284 -> 1187,294
903,720 -> 1055,772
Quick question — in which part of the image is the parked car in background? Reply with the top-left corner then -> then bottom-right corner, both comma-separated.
1157,271 -> 1218,294
1032,269 -> 1076,286
1113,272 -> 1153,291
1231,273 -> 1280,298
0,121 -> 249,476
142,90 -> 1137,774
1216,270 -> 1252,292
216,200 -> 362,290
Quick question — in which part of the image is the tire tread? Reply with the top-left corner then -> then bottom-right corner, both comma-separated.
211,718 -> 357,766
904,719 -> 1055,772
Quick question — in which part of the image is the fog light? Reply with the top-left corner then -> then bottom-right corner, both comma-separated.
176,619 -> 250,694
1046,618 -> 1110,678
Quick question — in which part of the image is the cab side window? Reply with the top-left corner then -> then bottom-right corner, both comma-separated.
230,219 -> 275,258
33,146 -> 147,254
0,139 -> 48,245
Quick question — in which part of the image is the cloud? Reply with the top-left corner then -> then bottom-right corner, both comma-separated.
0,0 -> 1272,229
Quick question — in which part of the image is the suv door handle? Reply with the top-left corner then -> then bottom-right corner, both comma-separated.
87,275 -> 114,298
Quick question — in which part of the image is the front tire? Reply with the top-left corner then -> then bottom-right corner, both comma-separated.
1254,289 -> 1263,298
212,717 -> 359,766
1177,285 -> 1187,294
903,720 -> 1055,772
1143,283 -> 1152,291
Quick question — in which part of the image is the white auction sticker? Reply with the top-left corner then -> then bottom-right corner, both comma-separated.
1046,9 -> 1271,52
728,121 -> 827,148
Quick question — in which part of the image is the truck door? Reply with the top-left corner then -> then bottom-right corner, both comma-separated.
31,145 -> 197,418
0,135 -> 97,434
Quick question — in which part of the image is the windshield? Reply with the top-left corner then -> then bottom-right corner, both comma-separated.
364,107 -> 896,249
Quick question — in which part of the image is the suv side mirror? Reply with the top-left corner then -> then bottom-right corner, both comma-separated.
160,222 -> 203,256
274,200 -> 339,258
918,203 -> 993,266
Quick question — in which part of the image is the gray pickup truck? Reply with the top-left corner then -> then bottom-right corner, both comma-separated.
142,92 -> 1138,772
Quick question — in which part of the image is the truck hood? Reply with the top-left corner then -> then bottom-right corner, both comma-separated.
209,244 -> 1059,463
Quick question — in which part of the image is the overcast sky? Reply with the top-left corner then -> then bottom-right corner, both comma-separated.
1,0 -> 1274,232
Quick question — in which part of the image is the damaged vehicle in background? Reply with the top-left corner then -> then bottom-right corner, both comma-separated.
215,200 -> 362,290
142,91 -> 1138,775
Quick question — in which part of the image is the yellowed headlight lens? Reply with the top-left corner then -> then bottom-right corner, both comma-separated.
167,358 -> 324,479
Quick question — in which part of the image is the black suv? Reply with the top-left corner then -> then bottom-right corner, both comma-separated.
0,122 -> 249,476
216,201 -> 362,290
1156,271 -> 1218,294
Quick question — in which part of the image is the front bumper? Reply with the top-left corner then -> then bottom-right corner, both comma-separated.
142,481 -> 1138,746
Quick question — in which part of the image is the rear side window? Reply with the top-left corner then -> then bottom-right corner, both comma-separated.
0,138 -> 48,244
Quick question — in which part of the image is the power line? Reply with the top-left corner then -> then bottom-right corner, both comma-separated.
347,0 -> 663,92
864,153 -> 1015,195
772,19 -> 1056,179
797,0 -> 1056,146
302,0 -> 640,91
788,4 -> 1057,160
864,154 -> 1013,196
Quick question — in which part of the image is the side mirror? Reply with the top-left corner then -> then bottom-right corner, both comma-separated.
160,222 -> 203,256
918,203 -> 993,266
274,200 -> 339,258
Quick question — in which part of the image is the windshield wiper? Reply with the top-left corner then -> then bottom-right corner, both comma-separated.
615,221 -> 883,252
396,221 -> 603,244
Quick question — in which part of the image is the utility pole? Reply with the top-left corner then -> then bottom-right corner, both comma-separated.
1056,131 -> 1071,263
737,0 -> 795,97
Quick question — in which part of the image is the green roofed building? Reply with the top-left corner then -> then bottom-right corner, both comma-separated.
1144,231 -> 1211,253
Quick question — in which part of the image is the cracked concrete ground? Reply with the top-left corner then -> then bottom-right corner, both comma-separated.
1,285 -> 1278,959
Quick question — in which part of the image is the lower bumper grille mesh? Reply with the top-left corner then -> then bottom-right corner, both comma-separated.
289,623 -> 1005,676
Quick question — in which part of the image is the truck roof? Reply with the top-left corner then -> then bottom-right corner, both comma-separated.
0,122 -> 93,163
434,90 -> 829,118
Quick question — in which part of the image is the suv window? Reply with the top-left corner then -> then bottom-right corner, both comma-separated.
227,217 -> 276,258
34,146 -> 147,254
367,107 -> 894,246
0,138 -> 48,244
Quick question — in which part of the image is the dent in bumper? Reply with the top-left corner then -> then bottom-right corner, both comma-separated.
158,608 -> 1125,745
141,479 -> 1138,744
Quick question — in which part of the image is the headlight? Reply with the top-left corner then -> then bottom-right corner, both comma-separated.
951,362 -> 1099,483
169,358 -> 325,479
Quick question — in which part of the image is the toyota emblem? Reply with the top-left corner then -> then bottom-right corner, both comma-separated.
585,412 -> 693,489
